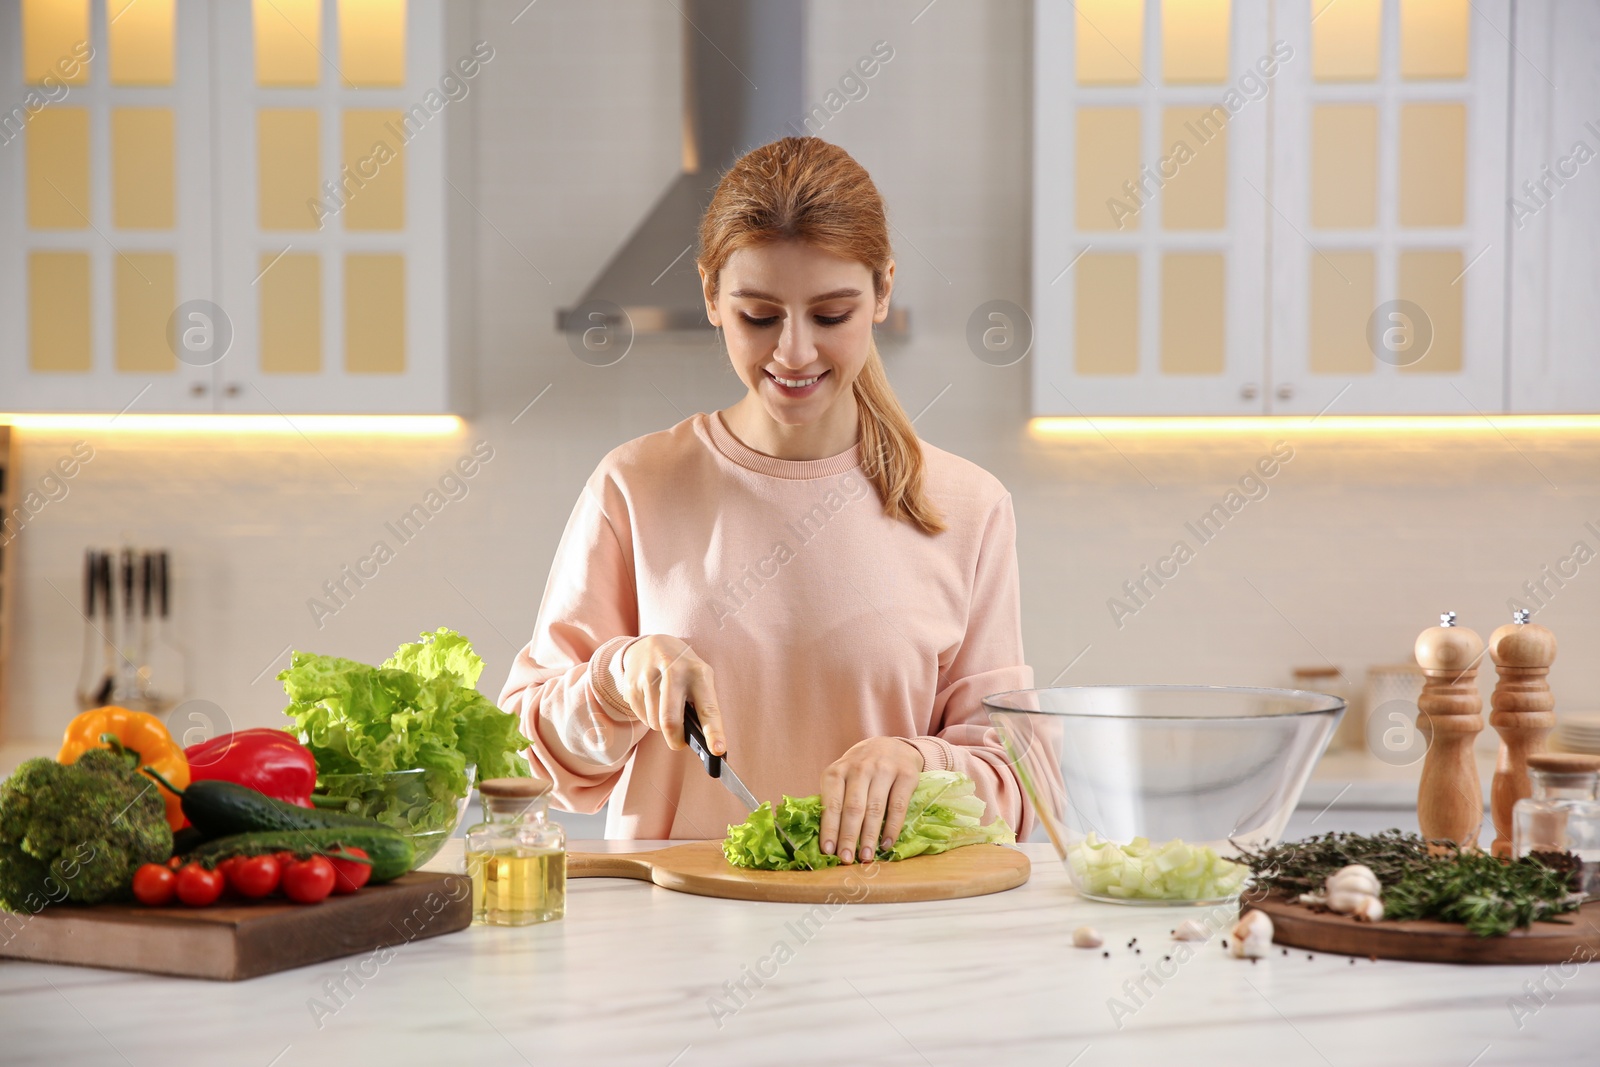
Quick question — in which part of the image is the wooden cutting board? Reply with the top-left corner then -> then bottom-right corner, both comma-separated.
569,840 -> 1031,903
1244,892 -> 1600,965
0,871 -> 472,980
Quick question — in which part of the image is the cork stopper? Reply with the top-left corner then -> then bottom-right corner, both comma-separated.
1415,611 -> 1484,672
1527,753 -> 1600,775
478,777 -> 551,799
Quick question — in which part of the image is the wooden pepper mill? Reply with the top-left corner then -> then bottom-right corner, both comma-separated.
1487,609 -> 1557,858
1415,611 -> 1485,852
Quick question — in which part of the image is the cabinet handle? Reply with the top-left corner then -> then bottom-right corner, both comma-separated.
1277,384 -> 1294,401
189,382 -> 208,398
1240,383 -> 1259,400
224,382 -> 243,398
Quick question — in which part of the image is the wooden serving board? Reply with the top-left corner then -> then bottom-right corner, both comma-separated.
0,871 -> 472,980
569,840 -> 1030,903
1244,892 -> 1600,965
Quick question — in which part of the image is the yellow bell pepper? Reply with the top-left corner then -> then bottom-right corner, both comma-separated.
58,706 -> 190,830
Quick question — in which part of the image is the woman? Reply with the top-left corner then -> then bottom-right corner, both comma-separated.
499,136 -> 1034,864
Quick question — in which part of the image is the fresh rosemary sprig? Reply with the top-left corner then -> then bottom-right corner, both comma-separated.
1230,830 -> 1435,897
1384,848 -> 1581,937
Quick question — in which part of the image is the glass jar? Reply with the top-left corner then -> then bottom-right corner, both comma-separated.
465,777 -> 566,925
1511,753 -> 1600,898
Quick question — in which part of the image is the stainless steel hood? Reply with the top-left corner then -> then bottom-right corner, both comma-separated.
557,0 -> 909,337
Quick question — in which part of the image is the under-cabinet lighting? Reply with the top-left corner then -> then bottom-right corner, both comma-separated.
1029,415 -> 1600,437
0,413 -> 464,435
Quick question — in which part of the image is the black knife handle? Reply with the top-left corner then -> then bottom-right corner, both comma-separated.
683,702 -> 721,779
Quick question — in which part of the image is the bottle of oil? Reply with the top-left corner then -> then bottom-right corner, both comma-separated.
465,777 -> 566,925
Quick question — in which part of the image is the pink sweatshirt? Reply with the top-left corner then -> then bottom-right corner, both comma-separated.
497,411 -> 1035,840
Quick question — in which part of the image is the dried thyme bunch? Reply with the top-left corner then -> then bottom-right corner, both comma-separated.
1230,830 -> 1435,898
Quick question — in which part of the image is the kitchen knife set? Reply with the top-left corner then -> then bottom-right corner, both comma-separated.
74,547 -> 185,716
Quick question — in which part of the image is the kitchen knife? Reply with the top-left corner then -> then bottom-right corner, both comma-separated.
682,702 -> 810,868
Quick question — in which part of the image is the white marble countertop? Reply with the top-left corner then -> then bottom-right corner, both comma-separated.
3,841 -> 1595,1067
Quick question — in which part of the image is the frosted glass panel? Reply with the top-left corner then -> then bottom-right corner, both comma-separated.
22,0 -> 89,85
1077,108 -> 1142,231
258,110 -> 321,231
1399,104 -> 1466,227
112,108 -> 176,230
342,110 -> 406,230
1075,253 -> 1139,375
260,254 -> 322,374
29,251 -> 92,372
1162,107 -> 1228,230
339,0 -> 407,87
1312,0 -> 1380,82
115,253 -> 177,372
1161,253 -> 1225,374
1076,0 -> 1143,85
1163,0 -> 1231,84
1309,250 -> 1375,374
26,107 -> 90,228
1401,0 -> 1469,80
345,254 -> 406,373
109,0 -> 175,86
1397,250 -> 1463,373
254,0 -> 321,87
1311,105 -> 1377,229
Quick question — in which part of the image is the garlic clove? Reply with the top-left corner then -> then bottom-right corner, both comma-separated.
1072,925 -> 1103,948
1172,919 -> 1209,941
1229,910 -> 1274,958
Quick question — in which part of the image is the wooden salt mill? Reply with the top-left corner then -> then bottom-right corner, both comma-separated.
1487,609 -> 1557,858
1415,611 -> 1485,852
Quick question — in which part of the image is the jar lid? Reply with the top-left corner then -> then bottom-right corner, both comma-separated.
478,777 -> 552,799
1528,753 -> 1600,775
1293,666 -> 1341,678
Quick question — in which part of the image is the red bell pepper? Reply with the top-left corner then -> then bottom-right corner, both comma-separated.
183,729 -> 318,810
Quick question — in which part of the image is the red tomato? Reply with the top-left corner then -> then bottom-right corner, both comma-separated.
215,856 -> 240,890
282,855 -> 336,904
175,863 -> 225,907
132,863 -> 177,906
167,855 -> 183,870
228,855 -> 281,899
273,850 -> 301,870
327,848 -> 371,895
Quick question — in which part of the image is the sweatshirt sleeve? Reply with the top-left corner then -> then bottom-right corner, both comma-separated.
497,480 -> 650,814
904,493 -> 1038,839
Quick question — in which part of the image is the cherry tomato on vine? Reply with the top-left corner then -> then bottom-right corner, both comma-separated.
228,855 -> 281,899
282,855 -> 335,904
132,863 -> 177,906
175,863 -> 225,907
326,848 -> 371,895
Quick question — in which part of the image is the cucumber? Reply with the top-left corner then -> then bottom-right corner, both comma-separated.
186,826 -> 415,883
179,779 -> 382,839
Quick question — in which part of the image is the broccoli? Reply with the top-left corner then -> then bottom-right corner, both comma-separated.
0,746 -> 173,914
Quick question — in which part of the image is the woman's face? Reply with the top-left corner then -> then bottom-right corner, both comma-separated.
701,240 -> 894,427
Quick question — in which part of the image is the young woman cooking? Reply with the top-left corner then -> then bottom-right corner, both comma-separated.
499,136 -> 1035,864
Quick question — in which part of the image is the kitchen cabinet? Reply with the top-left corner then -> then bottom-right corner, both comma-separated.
1031,0 -> 1591,417
0,0 -> 461,415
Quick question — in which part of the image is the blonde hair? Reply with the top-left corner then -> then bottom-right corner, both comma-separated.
697,137 -> 946,535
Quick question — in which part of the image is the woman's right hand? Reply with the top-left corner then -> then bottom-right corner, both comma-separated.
612,635 -> 727,756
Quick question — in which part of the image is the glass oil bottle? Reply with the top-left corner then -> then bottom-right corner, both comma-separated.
465,777 -> 566,925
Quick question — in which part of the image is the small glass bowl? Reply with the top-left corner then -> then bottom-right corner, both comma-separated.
313,765 -> 476,869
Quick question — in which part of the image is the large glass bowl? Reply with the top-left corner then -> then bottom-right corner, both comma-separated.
986,686 -> 1343,906
313,765 -> 476,869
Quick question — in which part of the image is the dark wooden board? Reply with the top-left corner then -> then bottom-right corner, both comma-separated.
569,840 -> 1030,903
0,871 -> 472,980
1244,892 -> 1600,965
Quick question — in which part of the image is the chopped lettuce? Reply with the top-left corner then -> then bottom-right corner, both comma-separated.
280,628 -> 533,824
722,770 -> 1015,871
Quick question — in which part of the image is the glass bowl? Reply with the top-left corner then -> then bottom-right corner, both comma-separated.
986,686 -> 1343,906
312,765 -> 476,869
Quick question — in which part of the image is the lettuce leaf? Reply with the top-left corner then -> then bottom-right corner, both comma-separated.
722,770 -> 1015,871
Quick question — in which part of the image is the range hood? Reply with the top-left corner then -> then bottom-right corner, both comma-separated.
557,0 -> 909,337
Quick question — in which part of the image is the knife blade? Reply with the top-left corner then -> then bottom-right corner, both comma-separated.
682,702 -> 811,869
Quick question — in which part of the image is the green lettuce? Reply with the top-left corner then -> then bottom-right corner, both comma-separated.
722,770 -> 1015,871
280,629 -> 533,833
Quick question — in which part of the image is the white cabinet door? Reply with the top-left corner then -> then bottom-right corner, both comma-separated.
0,0 -> 217,414
1266,0 -> 1510,416
1033,0 -> 1273,416
1506,0 -> 1600,413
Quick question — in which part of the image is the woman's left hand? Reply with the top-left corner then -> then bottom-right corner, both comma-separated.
819,737 -> 924,866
